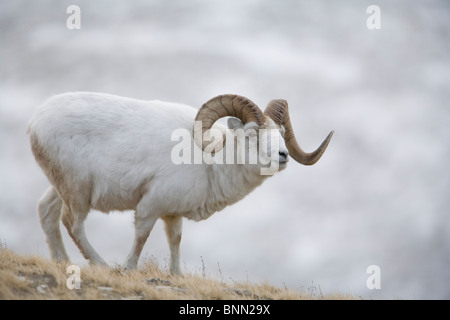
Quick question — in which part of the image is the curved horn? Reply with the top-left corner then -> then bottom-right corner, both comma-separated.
264,99 -> 334,166
194,94 -> 264,151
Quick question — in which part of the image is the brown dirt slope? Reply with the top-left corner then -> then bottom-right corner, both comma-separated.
0,247 -> 354,300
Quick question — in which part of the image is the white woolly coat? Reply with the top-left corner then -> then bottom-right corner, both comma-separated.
28,92 -> 268,221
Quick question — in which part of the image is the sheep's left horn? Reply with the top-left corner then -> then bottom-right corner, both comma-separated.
194,94 -> 264,151
264,99 -> 334,166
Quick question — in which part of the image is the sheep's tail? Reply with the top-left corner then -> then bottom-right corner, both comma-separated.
26,110 -> 37,135
26,119 -> 33,135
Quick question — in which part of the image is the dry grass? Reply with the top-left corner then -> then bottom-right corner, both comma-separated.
0,246 -> 355,300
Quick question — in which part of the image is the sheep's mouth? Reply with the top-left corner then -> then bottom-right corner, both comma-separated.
278,159 -> 288,169
279,155 -> 289,164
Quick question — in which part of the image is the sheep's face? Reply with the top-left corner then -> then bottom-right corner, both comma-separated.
227,117 -> 288,175
195,95 -> 333,168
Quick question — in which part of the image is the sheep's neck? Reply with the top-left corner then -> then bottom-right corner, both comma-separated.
202,163 -> 268,217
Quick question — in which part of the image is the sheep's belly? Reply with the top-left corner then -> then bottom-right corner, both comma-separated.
89,192 -> 139,213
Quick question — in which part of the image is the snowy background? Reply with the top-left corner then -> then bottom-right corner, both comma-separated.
1,0 -> 449,299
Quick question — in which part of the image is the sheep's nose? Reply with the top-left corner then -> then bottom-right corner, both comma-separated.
279,151 -> 289,162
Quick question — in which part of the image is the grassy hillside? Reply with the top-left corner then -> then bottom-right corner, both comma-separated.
0,247 -> 354,300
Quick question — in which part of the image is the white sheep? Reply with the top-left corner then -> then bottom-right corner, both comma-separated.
27,92 -> 333,274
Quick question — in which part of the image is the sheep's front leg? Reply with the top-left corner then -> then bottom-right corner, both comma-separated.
162,216 -> 183,276
124,211 -> 158,270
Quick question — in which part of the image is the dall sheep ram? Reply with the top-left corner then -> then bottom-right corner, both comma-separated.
27,92 -> 333,274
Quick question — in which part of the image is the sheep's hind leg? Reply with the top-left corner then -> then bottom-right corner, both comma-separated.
61,205 -> 108,266
162,215 -> 183,276
37,186 -> 69,262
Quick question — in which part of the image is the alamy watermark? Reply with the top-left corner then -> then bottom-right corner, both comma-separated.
366,265 -> 381,290
66,264 -> 81,289
66,5 -> 81,30
65,5 -> 381,31
171,122 -> 283,175
366,5 -> 381,30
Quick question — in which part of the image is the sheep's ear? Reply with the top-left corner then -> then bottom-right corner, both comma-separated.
243,121 -> 260,131
227,117 -> 243,129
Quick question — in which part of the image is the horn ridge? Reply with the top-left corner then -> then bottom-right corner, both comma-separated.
264,99 -> 333,165
194,94 -> 264,151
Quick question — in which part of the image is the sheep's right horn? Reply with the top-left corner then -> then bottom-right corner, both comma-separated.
194,94 -> 264,151
264,99 -> 334,166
